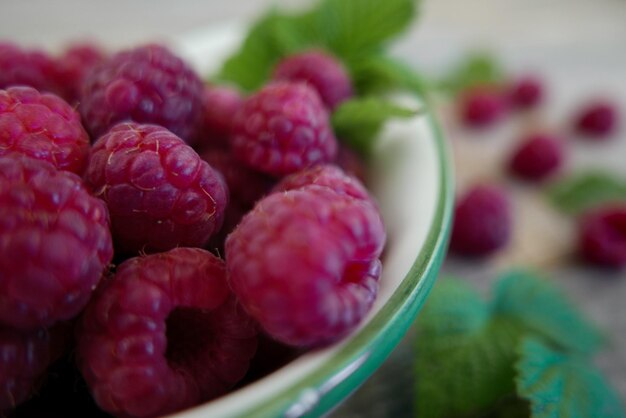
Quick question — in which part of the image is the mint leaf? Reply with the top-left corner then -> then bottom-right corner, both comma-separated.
438,51 -> 504,94
492,270 -> 602,355
418,277 -> 489,338
516,338 -> 625,418
415,278 -> 524,418
332,97 -> 419,155
547,171 -> 626,215
216,11 -> 309,91
350,55 -> 430,98
314,0 -> 419,59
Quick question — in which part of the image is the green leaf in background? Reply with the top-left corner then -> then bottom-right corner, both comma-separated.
438,51 -> 504,94
315,0 -> 419,59
547,171 -> 626,215
516,338 -> 626,418
332,97 -> 419,155
216,11 -> 317,91
350,54 -> 430,98
415,278 -> 527,418
492,270 -> 603,355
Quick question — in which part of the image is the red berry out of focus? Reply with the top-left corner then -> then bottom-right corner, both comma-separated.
579,205 -> 626,269
459,88 -> 507,128
508,75 -> 543,109
0,42 -> 60,95
450,185 -> 512,257
195,85 -> 244,151
508,133 -> 565,182
574,100 -> 618,139
272,49 -> 354,110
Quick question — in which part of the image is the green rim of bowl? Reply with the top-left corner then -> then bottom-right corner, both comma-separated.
234,108 -> 454,418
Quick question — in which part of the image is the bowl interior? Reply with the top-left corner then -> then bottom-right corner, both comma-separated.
168,22 -> 452,418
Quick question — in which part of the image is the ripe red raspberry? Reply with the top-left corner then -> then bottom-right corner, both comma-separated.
76,248 -> 258,418
54,42 -> 107,104
459,87 -> 507,128
231,81 -> 338,177
79,44 -> 204,143
85,123 -> 228,254
0,86 -> 90,174
508,75 -> 543,109
0,324 -> 70,411
273,164 -> 370,201
226,186 -> 386,346
450,185 -> 512,257
195,85 -> 244,151
272,49 -> 354,110
508,133 -> 565,182
579,205 -> 626,269
574,100 -> 618,139
0,42 -> 60,94
0,155 -> 113,330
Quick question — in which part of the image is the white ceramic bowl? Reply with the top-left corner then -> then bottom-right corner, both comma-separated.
166,23 -> 454,418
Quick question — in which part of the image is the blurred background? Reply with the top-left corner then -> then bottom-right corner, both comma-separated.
2,0 -> 625,416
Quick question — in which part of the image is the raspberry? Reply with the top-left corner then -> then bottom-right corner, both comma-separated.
85,123 -> 228,255
579,205 -> 626,269
574,100 -> 618,139
0,86 -> 90,174
450,185 -> 512,257
226,186 -> 385,346
196,85 -> 244,151
0,155 -> 113,329
508,133 -> 564,182
273,164 -> 370,201
79,44 -> 204,143
459,87 -> 507,128
508,75 -> 543,109
272,49 -> 354,110
54,42 -> 107,104
76,248 -> 258,418
231,81 -> 338,177
0,42 -> 60,94
0,324 -> 70,411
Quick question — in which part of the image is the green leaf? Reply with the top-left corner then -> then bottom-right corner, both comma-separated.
350,54 -> 430,98
216,11 -> 314,91
418,277 -> 490,338
438,51 -> 504,94
331,97 -> 419,155
492,270 -> 603,355
516,338 -> 625,418
547,171 -> 626,215
314,0 -> 419,59
415,278 -> 525,418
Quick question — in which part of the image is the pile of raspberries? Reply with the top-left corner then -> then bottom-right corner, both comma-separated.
0,42 -> 385,417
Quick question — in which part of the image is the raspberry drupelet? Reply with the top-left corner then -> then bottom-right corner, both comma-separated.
0,154 -> 113,330
226,185 -> 385,347
85,123 -> 228,255
0,86 -> 90,174
76,248 -> 258,418
230,81 -> 338,177
79,44 -> 204,143
272,49 -> 354,110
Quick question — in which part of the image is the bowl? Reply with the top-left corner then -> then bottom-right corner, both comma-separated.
165,23 -> 455,418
